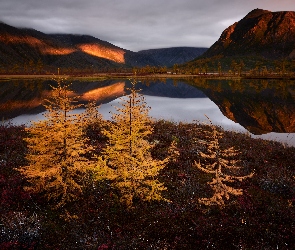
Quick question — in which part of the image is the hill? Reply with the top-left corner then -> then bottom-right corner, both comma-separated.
204,9 -> 295,59
0,22 -> 206,74
0,22 -> 125,73
183,9 -> 295,72
137,47 -> 207,67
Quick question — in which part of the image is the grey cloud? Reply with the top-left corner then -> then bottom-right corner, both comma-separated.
0,0 -> 294,51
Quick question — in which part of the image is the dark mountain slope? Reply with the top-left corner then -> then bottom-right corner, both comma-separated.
138,47 -> 207,67
0,22 -> 159,72
49,34 -> 158,67
0,22 -> 207,72
0,23 -> 123,72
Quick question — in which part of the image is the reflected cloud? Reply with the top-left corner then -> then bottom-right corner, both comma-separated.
9,94 -> 295,147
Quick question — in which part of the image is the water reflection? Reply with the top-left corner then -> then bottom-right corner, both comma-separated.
2,77 -> 295,146
187,78 -> 295,135
0,78 -> 126,120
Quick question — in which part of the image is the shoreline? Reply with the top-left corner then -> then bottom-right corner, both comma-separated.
0,73 -> 295,81
4,116 -> 295,148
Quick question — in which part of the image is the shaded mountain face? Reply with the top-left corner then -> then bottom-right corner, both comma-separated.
202,9 -> 295,60
137,47 -> 207,67
188,78 -> 295,134
0,22 -> 206,72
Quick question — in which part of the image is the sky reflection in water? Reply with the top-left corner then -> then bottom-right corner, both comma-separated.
10,94 -> 295,147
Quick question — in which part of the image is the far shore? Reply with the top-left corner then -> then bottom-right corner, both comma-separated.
1,73 -> 295,81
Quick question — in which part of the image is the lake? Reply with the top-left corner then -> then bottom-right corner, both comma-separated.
1,77 -> 295,146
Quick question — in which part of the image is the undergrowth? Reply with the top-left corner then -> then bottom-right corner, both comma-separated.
0,121 -> 294,249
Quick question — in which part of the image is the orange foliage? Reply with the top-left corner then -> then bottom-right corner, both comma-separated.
40,47 -> 76,55
0,34 -> 76,55
78,44 -> 125,63
0,35 -> 43,45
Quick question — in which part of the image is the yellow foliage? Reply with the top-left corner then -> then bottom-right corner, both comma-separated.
83,101 -> 104,129
195,117 -> 254,208
18,79 -> 97,208
97,79 -> 169,207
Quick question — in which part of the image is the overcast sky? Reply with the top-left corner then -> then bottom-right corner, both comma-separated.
0,0 -> 294,51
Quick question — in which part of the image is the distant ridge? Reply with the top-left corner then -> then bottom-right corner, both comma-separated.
0,21 -> 207,73
138,47 -> 207,67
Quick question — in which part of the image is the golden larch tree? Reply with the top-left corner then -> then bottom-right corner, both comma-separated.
82,101 -> 105,143
195,117 -> 254,208
83,101 -> 103,129
18,79 -> 95,208
99,80 -> 169,207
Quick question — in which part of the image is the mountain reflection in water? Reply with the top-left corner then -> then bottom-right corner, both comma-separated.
1,78 -> 295,146
187,78 -> 295,135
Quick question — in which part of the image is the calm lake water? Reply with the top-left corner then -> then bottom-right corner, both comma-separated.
1,77 -> 295,146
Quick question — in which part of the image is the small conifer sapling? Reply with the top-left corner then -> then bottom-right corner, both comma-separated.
195,117 -> 254,208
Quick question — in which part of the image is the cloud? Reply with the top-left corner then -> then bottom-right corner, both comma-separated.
0,0 -> 294,51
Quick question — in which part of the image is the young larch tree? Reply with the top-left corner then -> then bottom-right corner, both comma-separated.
18,79 -> 95,208
83,101 -> 103,130
82,101 -> 105,143
100,79 -> 169,207
195,117 -> 254,208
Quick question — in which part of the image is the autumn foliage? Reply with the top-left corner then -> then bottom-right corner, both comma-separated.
98,80 -> 169,207
195,117 -> 254,207
18,79 -> 95,208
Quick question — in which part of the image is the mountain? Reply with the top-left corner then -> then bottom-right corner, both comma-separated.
47,34 -> 158,68
137,47 -> 207,67
0,22 -> 123,72
204,9 -> 295,59
0,21 -> 206,73
184,9 -> 295,71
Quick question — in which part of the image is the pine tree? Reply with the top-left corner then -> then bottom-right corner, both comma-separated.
195,117 -> 253,208
18,79 -> 95,208
99,80 -> 169,207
